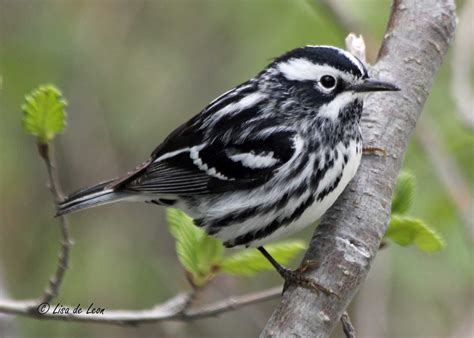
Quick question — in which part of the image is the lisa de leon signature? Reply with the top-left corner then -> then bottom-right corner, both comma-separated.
53,303 -> 105,315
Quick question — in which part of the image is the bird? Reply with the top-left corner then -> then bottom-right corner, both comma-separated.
57,45 -> 399,294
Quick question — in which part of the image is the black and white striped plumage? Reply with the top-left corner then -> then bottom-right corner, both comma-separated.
57,45 -> 398,248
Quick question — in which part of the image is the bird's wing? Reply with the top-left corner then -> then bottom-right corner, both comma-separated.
107,81 -> 296,194
120,129 -> 298,195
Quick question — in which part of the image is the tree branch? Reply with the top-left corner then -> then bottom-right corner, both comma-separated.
36,142 -> 73,304
0,286 -> 281,326
261,1 -> 457,337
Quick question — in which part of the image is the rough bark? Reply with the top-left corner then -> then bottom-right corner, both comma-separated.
261,1 -> 457,337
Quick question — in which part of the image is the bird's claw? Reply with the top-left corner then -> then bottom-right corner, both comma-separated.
297,259 -> 319,273
363,146 -> 388,157
278,266 -> 338,297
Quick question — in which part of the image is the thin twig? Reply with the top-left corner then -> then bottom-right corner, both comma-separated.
416,118 -> 474,242
451,0 -> 474,128
0,104 -> 282,327
0,286 -> 281,326
183,286 -> 281,320
36,142 -> 73,304
340,312 -> 356,338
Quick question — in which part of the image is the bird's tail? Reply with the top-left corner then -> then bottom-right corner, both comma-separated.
56,180 -> 128,216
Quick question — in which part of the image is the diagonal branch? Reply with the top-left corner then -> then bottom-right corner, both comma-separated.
261,1 -> 457,337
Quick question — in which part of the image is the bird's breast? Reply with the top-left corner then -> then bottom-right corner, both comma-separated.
184,136 -> 362,248
253,138 -> 362,244
222,137 -> 362,248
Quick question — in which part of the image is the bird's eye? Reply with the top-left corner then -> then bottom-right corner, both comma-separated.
319,75 -> 337,90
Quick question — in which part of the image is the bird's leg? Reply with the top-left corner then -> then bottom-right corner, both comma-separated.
362,146 -> 387,157
257,247 -> 337,297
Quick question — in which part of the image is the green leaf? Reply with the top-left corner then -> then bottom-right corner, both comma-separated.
391,171 -> 415,215
166,208 -> 223,286
195,234 -> 224,277
166,208 -> 201,277
414,225 -> 446,252
385,215 -> 418,246
21,84 -> 67,143
220,240 -> 306,276
385,215 -> 445,252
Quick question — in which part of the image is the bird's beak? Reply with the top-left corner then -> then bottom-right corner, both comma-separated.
349,79 -> 400,93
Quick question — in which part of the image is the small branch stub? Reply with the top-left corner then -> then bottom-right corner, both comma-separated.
345,34 -> 366,63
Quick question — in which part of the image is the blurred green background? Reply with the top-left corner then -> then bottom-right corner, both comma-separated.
0,0 -> 472,337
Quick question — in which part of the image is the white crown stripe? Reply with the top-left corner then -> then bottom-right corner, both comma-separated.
306,45 -> 366,75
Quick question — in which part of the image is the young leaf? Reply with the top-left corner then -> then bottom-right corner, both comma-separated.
414,222 -> 446,252
391,171 -> 415,215
220,240 -> 306,276
385,215 -> 445,252
166,208 -> 223,286
167,208 -> 201,277
21,84 -> 67,143
385,215 -> 418,246
195,234 -> 224,277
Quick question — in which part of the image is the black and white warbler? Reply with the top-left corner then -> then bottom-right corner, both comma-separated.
57,45 -> 399,293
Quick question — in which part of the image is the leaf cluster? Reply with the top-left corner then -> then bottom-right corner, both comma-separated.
166,208 -> 305,286
385,172 -> 445,252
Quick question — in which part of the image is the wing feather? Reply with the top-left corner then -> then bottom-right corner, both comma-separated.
122,130 -> 298,195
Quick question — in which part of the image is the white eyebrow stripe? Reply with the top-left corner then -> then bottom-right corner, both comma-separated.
277,58 -> 354,83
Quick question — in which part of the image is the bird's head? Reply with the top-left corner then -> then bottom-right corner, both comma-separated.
262,45 -> 399,121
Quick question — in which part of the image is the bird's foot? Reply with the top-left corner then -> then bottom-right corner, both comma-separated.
277,262 -> 338,297
363,146 -> 387,157
257,247 -> 338,297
